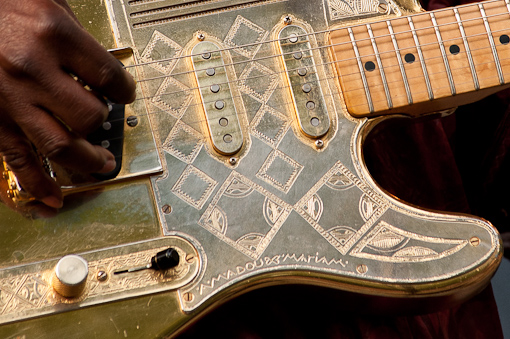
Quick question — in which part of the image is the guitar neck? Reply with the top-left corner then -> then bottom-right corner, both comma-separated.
331,0 -> 510,117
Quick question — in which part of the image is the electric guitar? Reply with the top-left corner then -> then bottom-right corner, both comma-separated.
0,0 -> 506,337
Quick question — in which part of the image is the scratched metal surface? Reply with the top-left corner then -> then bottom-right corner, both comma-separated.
0,0 -> 503,338
106,0 -> 500,312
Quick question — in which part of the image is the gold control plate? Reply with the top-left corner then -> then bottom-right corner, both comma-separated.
0,237 -> 199,325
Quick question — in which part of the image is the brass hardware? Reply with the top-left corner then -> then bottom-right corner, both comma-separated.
126,116 -> 138,127
278,25 -> 330,138
470,237 -> 481,247
192,41 -> 243,155
0,237 -> 200,324
183,292 -> 194,302
97,271 -> 108,282
162,204 -> 172,214
357,264 -> 368,274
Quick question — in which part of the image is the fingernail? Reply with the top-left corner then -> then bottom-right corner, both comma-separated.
41,196 -> 63,209
99,158 -> 116,173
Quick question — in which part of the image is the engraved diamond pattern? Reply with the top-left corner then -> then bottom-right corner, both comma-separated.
163,122 -> 203,164
224,16 -> 268,58
151,77 -> 193,119
172,166 -> 217,210
238,62 -> 279,103
295,161 -> 387,255
256,150 -> 303,193
250,105 -> 290,147
199,172 -> 292,259
140,30 -> 182,74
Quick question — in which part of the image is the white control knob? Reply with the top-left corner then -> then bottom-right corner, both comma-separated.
52,255 -> 89,298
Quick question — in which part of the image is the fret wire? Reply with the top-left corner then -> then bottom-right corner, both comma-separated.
348,27 -> 374,113
127,0 -> 510,75
453,8 -> 480,90
137,23 -> 509,86
386,20 -> 413,105
367,23 -> 393,109
135,11 -> 510,85
95,1 -> 510,126
345,67 -> 510,111
408,16 -> 434,100
106,50 -> 510,129
134,40 -> 507,107
479,3 -> 505,84
430,12 -> 456,96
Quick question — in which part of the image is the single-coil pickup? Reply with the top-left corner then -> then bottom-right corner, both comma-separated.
192,41 -> 243,155
278,25 -> 329,138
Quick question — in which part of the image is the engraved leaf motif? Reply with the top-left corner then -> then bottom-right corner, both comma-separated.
206,206 -> 227,234
330,0 -> 359,15
359,194 -> 378,221
224,178 -> 253,198
264,198 -> 284,226
329,226 -> 356,246
0,289 -> 12,308
393,246 -> 438,258
236,233 -> 264,252
367,228 -> 408,252
326,172 -> 354,190
303,194 -> 323,221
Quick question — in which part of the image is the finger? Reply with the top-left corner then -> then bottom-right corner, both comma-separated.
59,28 -> 136,104
0,123 -> 63,208
13,105 -> 116,174
53,0 -> 82,23
36,69 -> 110,136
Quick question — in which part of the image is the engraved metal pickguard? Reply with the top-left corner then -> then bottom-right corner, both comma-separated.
0,0 -> 502,337
106,0 -> 500,310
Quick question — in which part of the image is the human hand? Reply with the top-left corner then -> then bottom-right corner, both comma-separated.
0,0 -> 136,210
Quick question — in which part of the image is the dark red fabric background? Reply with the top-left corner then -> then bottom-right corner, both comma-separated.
179,0 -> 509,337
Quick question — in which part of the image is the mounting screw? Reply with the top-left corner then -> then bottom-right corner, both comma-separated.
470,236 -> 480,247
357,264 -> 368,274
186,254 -> 195,263
126,116 -> 138,127
162,204 -> 172,214
378,2 -> 388,13
283,15 -> 292,25
229,157 -> 237,165
197,32 -> 205,41
315,139 -> 324,149
183,292 -> 194,302
97,271 -> 108,282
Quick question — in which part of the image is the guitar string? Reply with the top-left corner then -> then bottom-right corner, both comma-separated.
91,2 -> 510,130
98,48 -> 502,141
99,58 -> 500,163
129,12 -> 510,86
123,1 -> 510,79
118,13 -> 510,108
100,36 -> 507,129
129,28 -> 509,106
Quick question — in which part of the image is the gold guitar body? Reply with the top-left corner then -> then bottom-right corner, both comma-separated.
0,0 -> 502,337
